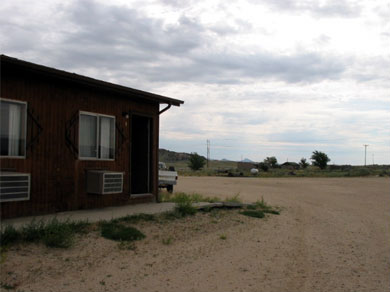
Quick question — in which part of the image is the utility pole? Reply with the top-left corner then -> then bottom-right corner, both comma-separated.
206,140 -> 210,168
363,144 -> 369,166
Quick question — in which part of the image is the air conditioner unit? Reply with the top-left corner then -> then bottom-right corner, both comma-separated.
87,170 -> 124,195
0,172 -> 31,202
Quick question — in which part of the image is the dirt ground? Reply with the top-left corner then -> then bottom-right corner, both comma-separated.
1,177 -> 389,292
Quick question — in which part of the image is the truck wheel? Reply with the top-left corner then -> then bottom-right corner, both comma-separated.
167,185 -> 173,193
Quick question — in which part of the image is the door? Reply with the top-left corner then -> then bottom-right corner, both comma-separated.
130,115 -> 152,194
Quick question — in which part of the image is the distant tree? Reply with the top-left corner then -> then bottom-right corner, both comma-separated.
310,151 -> 330,170
264,156 -> 278,168
188,153 -> 206,171
299,158 -> 309,169
258,162 -> 269,172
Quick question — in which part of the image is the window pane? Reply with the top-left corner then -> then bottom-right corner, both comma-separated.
79,114 -> 97,158
0,100 -> 26,157
0,102 -> 10,155
99,116 -> 115,159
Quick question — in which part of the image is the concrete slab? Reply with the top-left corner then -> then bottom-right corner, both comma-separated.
1,202 -> 176,229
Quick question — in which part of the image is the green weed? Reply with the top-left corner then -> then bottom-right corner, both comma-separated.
42,218 -> 74,248
240,210 -> 265,218
224,193 -> 242,203
1,218 -> 90,248
0,225 -> 20,247
118,241 -> 137,250
100,221 -> 145,242
255,197 -> 272,210
174,201 -> 197,217
162,237 -> 173,245
0,282 -> 16,290
113,213 -> 156,224
160,192 -> 220,203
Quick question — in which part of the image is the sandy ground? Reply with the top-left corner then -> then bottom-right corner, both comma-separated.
1,177 -> 389,292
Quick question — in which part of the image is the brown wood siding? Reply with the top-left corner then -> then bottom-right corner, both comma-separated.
1,65 -> 159,218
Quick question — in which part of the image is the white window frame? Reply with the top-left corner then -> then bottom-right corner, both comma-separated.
0,97 -> 28,159
78,111 -> 116,161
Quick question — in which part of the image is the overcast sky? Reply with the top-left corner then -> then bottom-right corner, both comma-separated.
1,0 -> 389,164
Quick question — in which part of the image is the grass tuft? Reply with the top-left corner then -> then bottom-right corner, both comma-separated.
113,213 -> 156,224
240,210 -> 265,218
255,197 -> 273,210
0,225 -> 20,246
161,192 -> 220,203
42,218 -> 74,248
224,193 -> 242,203
21,219 -> 45,242
174,201 -> 197,217
100,221 -> 145,242
0,218 -> 91,248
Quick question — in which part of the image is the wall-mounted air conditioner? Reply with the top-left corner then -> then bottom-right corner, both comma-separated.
86,170 -> 124,194
0,172 -> 31,202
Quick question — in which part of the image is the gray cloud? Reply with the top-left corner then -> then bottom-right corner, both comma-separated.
261,0 -> 361,17
1,0 -> 348,86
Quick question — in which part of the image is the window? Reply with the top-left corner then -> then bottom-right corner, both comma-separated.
0,98 -> 27,158
79,112 -> 115,160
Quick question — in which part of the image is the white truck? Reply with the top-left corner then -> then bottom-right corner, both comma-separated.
158,162 -> 178,193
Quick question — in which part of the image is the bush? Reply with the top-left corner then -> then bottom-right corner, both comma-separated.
299,158 -> 309,169
100,221 -> 145,242
188,153 -> 206,171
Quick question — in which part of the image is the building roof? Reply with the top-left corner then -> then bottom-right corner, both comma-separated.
1,54 -> 184,107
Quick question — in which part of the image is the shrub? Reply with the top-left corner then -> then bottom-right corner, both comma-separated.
299,158 -> 309,169
188,153 -> 206,171
100,221 -> 145,242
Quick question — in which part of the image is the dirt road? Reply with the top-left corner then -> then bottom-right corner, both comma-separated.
1,177 -> 389,292
175,177 -> 390,292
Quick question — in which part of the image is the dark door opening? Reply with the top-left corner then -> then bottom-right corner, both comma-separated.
130,115 -> 152,194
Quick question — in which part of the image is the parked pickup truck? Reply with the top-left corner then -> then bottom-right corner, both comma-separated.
158,162 -> 178,193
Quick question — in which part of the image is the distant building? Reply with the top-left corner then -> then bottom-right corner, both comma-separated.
280,162 -> 300,170
237,161 -> 257,171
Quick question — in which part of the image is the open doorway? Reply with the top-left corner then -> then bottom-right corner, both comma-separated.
130,115 -> 152,194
